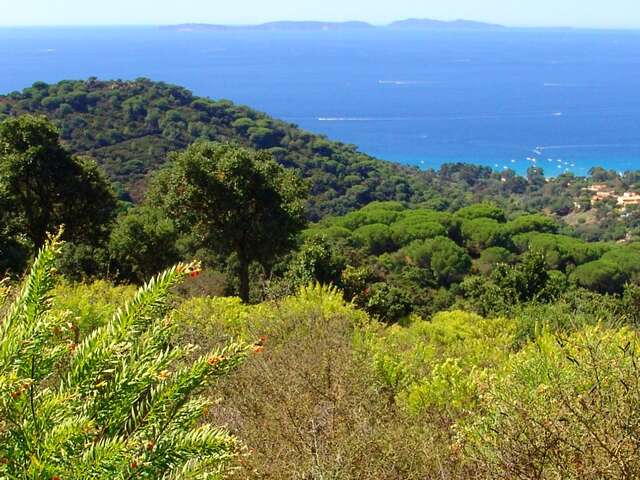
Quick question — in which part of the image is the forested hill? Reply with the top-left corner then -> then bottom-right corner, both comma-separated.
0,79 -> 442,219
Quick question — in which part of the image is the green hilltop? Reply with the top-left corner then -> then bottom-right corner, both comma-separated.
0,78 -> 442,220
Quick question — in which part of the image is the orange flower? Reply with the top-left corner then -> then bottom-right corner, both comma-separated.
190,270 -> 200,279
252,345 -> 265,354
207,355 -> 224,366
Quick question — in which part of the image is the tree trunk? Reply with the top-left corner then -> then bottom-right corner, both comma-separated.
238,257 -> 250,303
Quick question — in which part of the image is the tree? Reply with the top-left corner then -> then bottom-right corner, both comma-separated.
426,237 -> 472,285
352,224 -> 396,255
477,247 -> 515,275
526,166 -> 546,188
506,214 -> 559,236
0,235 -> 249,478
0,115 -> 116,255
456,203 -> 506,222
403,237 -> 471,286
571,260 -> 628,294
109,206 -> 181,283
461,218 -> 511,255
391,221 -> 447,247
149,142 -> 307,302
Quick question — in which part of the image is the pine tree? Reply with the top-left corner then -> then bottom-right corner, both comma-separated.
0,233 -> 249,479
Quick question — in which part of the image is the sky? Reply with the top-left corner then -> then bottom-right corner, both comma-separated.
1,0 -> 639,28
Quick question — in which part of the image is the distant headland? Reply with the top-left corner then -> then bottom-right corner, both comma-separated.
161,19 -> 507,32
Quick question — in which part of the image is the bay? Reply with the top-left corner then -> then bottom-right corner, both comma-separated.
1,26 -> 639,175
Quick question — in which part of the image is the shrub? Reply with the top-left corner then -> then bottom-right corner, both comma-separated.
185,285 -> 442,479
461,326 -> 640,479
53,280 -> 136,336
0,236 -> 248,478
365,282 -> 413,323
359,310 -> 515,418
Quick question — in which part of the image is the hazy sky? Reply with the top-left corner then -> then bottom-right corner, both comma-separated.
1,0 -> 639,28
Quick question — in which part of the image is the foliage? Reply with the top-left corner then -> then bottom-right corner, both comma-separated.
476,246 -> 515,274
0,115 -> 117,270
358,310 -> 515,418
176,285 -> 450,479
0,235 -> 248,478
7,262 -> 640,479
461,326 -> 640,479
570,246 -> 640,294
305,201 -> 640,321
109,205 -> 181,282
460,218 -> 510,254
364,282 -> 413,323
352,223 -> 396,255
455,202 -> 506,222
461,251 -> 554,316
269,236 -> 347,298
149,142 -> 308,301
513,232 -> 605,270
53,279 -> 136,336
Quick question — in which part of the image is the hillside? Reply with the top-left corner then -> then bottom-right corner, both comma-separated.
0,79 -> 443,220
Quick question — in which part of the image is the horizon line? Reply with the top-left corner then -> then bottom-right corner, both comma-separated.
1,20 -> 640,30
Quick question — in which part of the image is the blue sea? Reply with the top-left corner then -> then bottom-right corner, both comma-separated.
1,26 -> 640,175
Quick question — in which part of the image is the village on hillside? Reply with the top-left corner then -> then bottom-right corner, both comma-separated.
587,183 -> 640,209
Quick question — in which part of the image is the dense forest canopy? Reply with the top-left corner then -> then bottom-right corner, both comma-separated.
0,79 -> 441,219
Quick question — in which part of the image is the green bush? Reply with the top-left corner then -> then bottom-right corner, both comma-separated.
0,237 -> 248,478
461,326 -> 640,479
53,280 -> 136,336
359,310 -> 515,417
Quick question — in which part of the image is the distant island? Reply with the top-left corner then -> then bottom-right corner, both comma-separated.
161,18 -> 507,32
388,18 -> 506,30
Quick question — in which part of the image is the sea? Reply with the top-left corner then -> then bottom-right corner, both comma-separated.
1,26 -> 640,176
